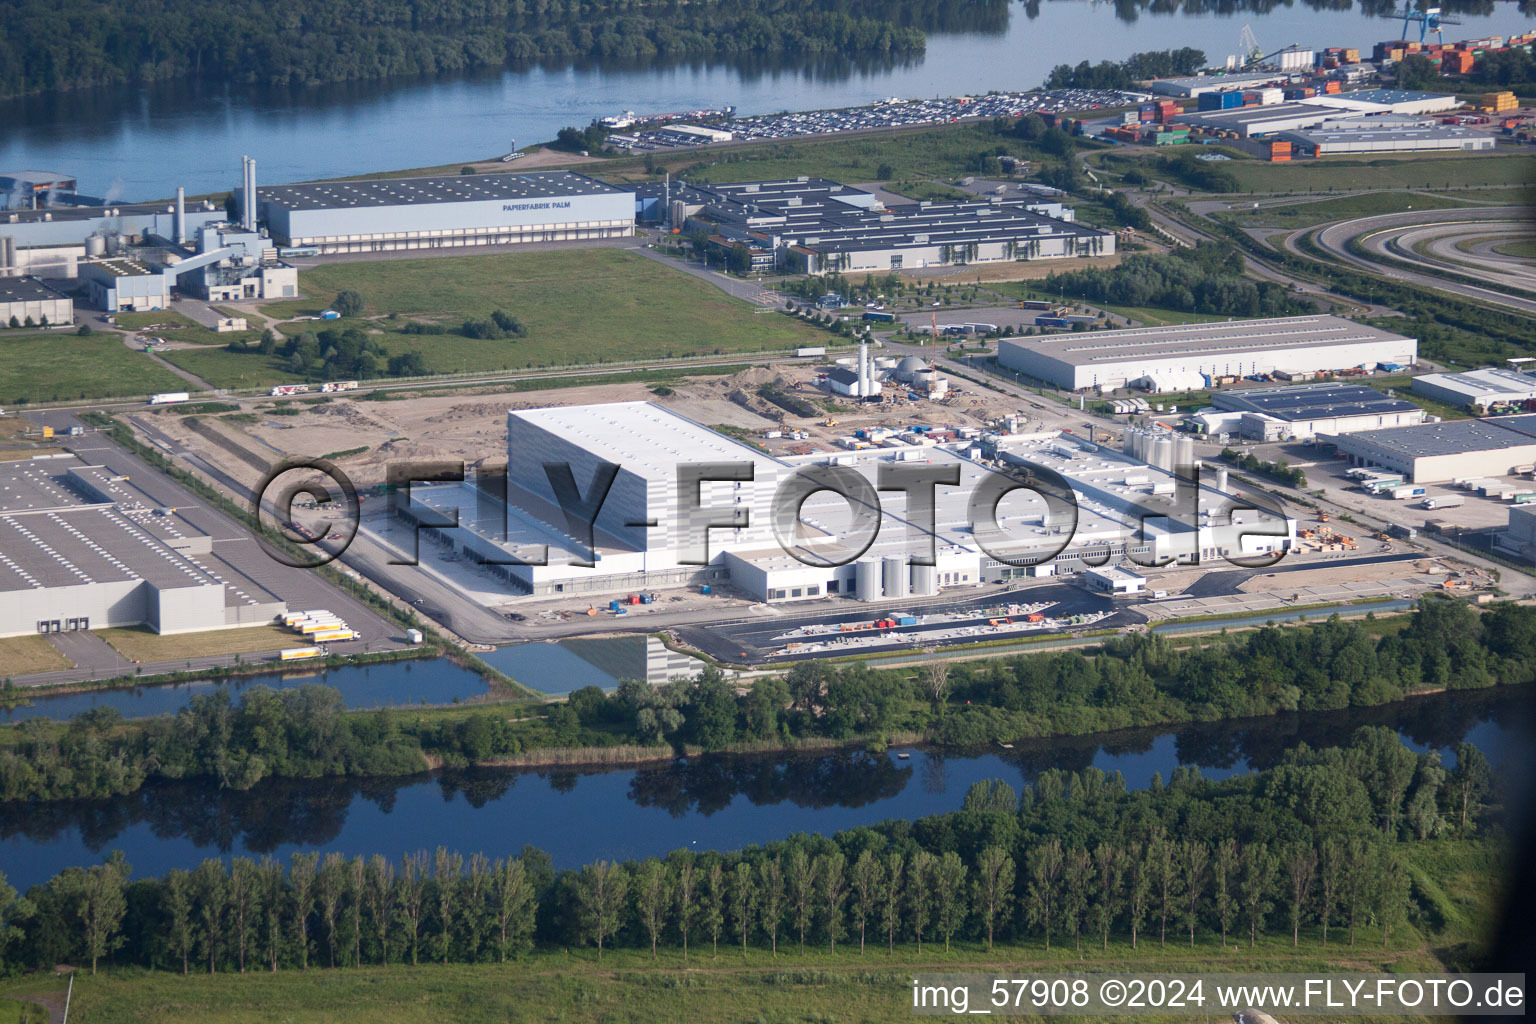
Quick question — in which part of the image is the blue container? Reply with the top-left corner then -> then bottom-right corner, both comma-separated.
1220,91 -> 1244,109
609,600 -> 621,611
897,615 -> 917,626
1198,92 -> 1226,111
700,584 -> 712,595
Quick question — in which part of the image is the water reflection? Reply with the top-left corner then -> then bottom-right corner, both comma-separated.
0,685 -> 1522,891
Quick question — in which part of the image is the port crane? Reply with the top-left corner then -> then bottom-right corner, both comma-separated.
1384,6 -> 1461,44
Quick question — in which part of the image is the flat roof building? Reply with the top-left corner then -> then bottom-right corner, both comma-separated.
1280,119 -> 1494,155
1148,72 -> 1288,97
385,402 -> 1293,604
1296,89 -> 1460,115
256,170 -> 635,255
1333,415 -> 1536,483
688,177 -> 1113,273
1210,382 -> 1426,440
0,275 -> 73,326
1178,102 -> 1365,137
0,456 -> 284,638
1411,368 -> 1536,410
998,315 -> 1418,392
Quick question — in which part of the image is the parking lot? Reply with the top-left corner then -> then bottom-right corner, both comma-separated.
607,88 -> 1142,152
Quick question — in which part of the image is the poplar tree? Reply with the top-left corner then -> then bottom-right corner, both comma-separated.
973,847 -> 1014,950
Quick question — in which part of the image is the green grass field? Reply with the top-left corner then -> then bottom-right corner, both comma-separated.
111,309 -> 264,347
0,333 -> 189,404
1492,238 -> 1536,259
140,249 -> 828,391
96,624 -> 300,662
1219,153 -> 1535,194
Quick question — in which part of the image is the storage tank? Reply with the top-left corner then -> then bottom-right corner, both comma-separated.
85,235 -> 107,257
910,563 -> 938,596
855,559 -> 883,602
874,357 -> 898,371
1174,435 -> 1195,469
0,235 -> 13,271
883,556 -> 910,599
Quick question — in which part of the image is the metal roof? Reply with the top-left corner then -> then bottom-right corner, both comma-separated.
1340,418 -> 1536,459
0,276 -> 69,304
1001,315 -> 1414,368
1213,382 -> 1418,421
259,170 -> 626,212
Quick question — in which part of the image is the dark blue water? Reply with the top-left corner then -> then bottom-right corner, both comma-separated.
0,658 -> 489,723
0,4 -> 1530,198
0,684 -> 1524,892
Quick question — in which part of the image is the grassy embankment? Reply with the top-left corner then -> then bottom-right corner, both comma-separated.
0,839 -> 1500,1024
94,624 -> 313,662
0,333 -> 187,405
0,636 -> 72,676
159,250 -> 821,389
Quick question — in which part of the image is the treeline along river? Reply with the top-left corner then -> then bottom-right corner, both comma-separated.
0,683 -> 1523,893
0,1 -> 1530,198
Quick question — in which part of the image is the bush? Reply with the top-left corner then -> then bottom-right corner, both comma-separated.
332,290 -> 365,318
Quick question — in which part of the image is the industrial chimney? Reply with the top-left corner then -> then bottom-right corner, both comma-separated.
241,156 -> 257,231
858,340 -> 871,398
174,187 -> 186,244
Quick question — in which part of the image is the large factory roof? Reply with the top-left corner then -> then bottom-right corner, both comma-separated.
509,402 -> 783,479
1001,315 -> 1413,368
0,461 -> 220,595
0,276 -> 69,304
258,170 -> 626,211
1178,102 -> 1361,130
1280,121 -> 1490,146
1338,418 -> 1536,458
1212,382 -> 1419,421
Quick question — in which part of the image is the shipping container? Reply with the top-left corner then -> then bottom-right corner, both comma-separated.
1390,486 -> 1428,500
794,347 -> 826,358
1421,495 -> 1465,510
1035,316 -> 1072,328
149,392 -> 190,405
862,311 -> 895,323
406,628 -> 424,644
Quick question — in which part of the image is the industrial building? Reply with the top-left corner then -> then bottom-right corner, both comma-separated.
1177,102 -> 1367,137
1148,72 -> 1289,97
254,170 -> 635,255
682,177 -> 1112,273
384,401 -> 1293,605
0,276 -> 73,326
1295,89 -> 1461,115
1333,415 -> 1536,483
1411,367 -> 1536,411
1279,119 -> 1495,155
0,455 -> 285,638
0,172 -> 82,211
997,315 -> 1419,392
1205,382 -> 1426,440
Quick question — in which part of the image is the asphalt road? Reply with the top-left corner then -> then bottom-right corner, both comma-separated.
1311,206 -> 1536,316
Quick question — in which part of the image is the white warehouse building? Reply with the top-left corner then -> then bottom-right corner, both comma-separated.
384,402 -> 1294,605
255,170 -> 635,255
997,315 -> 1418,392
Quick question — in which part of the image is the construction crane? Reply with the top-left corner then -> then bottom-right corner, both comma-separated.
1384,6 -> 1461,44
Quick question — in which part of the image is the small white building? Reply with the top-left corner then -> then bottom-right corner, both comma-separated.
1079,565 -> 1148,596
1412,368 -> 1536,411
0,275 -> 73,325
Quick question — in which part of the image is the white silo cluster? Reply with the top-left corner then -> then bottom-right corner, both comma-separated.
1121,426 -> 1194,473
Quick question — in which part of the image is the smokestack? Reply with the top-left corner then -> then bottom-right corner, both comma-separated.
858,340 -> 870,398
664,170 -> 671,212
174,187 -> 186,244
242,156 -> 257,231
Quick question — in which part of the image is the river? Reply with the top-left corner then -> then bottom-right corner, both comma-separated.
0,3 -> 1530,200
0,684 -> 1525,892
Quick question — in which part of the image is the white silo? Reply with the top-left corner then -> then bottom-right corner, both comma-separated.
855,559 -> 883,601
910,563 -> 938,596
883,556 -> 910,599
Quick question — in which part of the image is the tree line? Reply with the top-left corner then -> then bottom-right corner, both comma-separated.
1043,48 -> 1207,91
1040,241 -> 1317,321
0,598 -> 1529,804
0,728 -> 1494,973
0,0 -> 925,101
